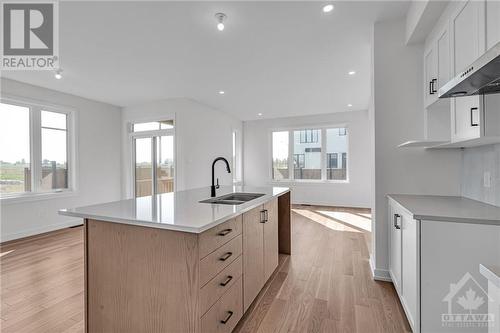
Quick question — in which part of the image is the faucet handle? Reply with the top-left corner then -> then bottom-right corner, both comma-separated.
216,178 -> 220,189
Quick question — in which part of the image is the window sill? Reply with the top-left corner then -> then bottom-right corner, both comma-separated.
269,179 -> 350,185
0,190 -> 78,205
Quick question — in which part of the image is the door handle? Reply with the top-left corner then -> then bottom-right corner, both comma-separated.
432,78 -> 438,93
220,311 -> 234,324
218,228 -> 232,236
394,214 -> 401,230
429,81 -> 434,95
260,210 -> 266,223
470,107 -> 479,127
220,275 -> 233,287
265,209 -> 269,222
219,252 -> 233,261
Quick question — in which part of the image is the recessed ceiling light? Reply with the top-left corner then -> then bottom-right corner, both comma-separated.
322,4 -> 334,13
54,69 -> 63,79
215,13 -> 227,31
219,91 -> 225,95
347,104 -> 353,107
348,71 -> 356,75
257,113 -> 263,116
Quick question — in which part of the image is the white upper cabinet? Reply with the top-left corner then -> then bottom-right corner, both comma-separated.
423,25 -> 450,108
450,0 -> 486,142
424,47 -> 437,107
486,0 -> 500,50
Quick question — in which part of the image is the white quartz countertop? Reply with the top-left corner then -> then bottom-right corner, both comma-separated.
59,186 -> 290,233
387,194 -> 500,225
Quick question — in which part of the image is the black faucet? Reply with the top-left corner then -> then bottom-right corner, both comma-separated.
211,157 -> 231,197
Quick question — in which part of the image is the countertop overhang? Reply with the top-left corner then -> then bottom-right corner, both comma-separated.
387,194 -> 500,225
59,186 -> 290,233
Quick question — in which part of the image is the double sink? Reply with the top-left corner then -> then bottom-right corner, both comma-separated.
200,192 -> 265,205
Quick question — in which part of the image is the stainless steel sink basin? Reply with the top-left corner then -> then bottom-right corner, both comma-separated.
199,192 -> 265,205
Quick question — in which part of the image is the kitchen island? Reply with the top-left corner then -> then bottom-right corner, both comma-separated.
59,186 -> 291,333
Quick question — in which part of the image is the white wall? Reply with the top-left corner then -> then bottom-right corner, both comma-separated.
372,20 -> 462,276
0,78 -> 122,242
122,98 -> 242,197
243,110 -> 372,208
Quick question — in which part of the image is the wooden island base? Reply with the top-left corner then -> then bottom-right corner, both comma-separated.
84,193 -> 291,333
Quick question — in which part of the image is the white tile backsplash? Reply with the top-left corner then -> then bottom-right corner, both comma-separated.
461,144 -> 500,207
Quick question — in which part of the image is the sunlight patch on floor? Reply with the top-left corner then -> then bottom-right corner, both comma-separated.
316,210 -> 372,232
292,208 -> 367,233
0,250 -> 14,258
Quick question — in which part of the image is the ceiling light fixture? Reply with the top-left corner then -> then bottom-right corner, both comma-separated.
215,13 -> 227,31
219,90 -> 225,95
54,69 -> 63,79
322,4 -> 334,13
257,113 -> 263,116
348,71 -> 356,75
347,104 -> 353,107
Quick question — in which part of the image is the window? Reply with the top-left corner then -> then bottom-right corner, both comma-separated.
299,129 -> 319,143
272,131 -> 289,180
0,100 -> 73,198
133,120 -> 174,132
294,129 -> 321,180
231,130 -> 242,183
0,103 -> 31,194
41,111 -> 68,191
131,120 -> 175,197
271,127 -> 348,182
327,153 -> 338,169
293,154 -> 305,169
326,128 -> 347,180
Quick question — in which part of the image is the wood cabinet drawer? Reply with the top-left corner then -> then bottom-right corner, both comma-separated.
199,216 -> 242,259
200,255 -> 242,316
200,235 -> 242,287
201,277 -> 243,333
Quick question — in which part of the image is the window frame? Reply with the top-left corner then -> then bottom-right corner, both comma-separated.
269,124 -> 349,184
0,96 -> 77,203
129,118 -> 176,197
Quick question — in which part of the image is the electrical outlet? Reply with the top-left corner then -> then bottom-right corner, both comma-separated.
483,171 -> 491,188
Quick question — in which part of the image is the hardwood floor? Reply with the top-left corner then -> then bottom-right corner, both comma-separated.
0,206 -> 410,333
234,205 -> 410,333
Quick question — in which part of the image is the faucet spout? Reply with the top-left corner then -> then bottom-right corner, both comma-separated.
211,157 -> 231,197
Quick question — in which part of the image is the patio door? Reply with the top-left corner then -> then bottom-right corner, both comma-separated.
134,135 -> 174,197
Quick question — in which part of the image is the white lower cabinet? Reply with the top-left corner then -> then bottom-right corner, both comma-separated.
388,198 -> 420,332
388,198 -> 500,333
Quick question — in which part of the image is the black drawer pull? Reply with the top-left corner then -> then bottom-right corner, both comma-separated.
260,210 -> 266,223
220,311 -> 234,324
218,228 -> 232,236
394,214 -> 401,230
220,275 -> 233,287
219,252 -> 233,261
470,107 -> 479,127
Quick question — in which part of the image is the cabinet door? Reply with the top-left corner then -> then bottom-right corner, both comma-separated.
424,47 -> 437,106
242,205 -> 264,312
450,0 -> 485,142
486,0 -> 500,50
388,201 -> 402,294
263,198 -> 278,282
401,211 -> 418,331
436,28 -> 450,91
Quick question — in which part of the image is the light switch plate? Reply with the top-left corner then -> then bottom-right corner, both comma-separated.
483,171 -> 491,188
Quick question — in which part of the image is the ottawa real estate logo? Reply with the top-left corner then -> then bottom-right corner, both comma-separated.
442,272 -> 495,329
1,1 -> 59,70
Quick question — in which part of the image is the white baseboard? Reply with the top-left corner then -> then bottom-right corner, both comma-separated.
369,256 -> 392,282
0,219 -> 82,243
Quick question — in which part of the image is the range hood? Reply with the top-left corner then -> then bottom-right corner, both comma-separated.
439,41 -> 500,98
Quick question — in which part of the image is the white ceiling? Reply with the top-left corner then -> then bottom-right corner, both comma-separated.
2,1 -> 409,120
